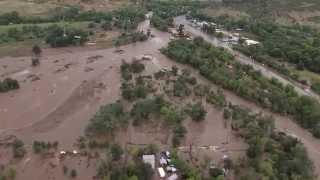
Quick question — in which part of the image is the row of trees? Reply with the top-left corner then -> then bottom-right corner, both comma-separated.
114,31 -> 148,48
228,105 -> 315,180
33,141 -> 59,154
0,6 -> 147,47
161,37 -> 320,138
0,24 -> 89,47
0,6 -> 144,26
0,8 -> 112,26
191,11 -> 320,83
45,25 -> 89,47
96,145 -> 154,180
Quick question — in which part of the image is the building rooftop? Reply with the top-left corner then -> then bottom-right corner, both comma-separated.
142,154 -> 156,169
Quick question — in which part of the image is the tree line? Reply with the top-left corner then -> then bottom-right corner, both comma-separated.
161,37 -> 320,138
190,11 -> 320,93
0,6 -> 146,47
228,104 -> 315,180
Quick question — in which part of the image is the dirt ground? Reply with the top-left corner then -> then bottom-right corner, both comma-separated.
1,18 -> 320,179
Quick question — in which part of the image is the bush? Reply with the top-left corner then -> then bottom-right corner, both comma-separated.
33,141 -> 57,154
173,76 -> 191,97
131,61 -> 145,73
172,124 -> 187,147
110,144 -> 123,161
311,82 -> 320,94
229,105 -> 314,180
0,78 -> 19,92
70,169 -> 77,178
209,167 -> 224,177
160,106 -> 184,125
131,96 -> 166,125
114,31 -> 148,47
63,165 -> 69,175
206,89 -> 226,109
45,25 -> 89,47
86,102 -> 128,136
194,84 -> 210,97
12,139 -> 26,158
101,21 -> 112,31
185,102 -> 207,122
150,15 -> 171,31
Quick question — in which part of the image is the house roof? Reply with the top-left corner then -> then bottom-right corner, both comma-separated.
158,167 -> 166,178
142,155 -> 156,169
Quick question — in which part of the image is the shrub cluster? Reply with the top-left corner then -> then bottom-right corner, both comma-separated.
0,78 -> 19,92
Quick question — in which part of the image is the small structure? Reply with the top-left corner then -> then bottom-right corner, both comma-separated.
141,54 -> 153,61
60,151 -> 66,155
158,167 -> 166,178
142,155 -> 156,169
244,39 -> 260,46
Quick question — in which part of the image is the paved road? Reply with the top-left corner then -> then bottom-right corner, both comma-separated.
174,16 -> 320,101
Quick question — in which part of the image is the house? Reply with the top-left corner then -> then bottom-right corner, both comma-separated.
142,155 -> 156,169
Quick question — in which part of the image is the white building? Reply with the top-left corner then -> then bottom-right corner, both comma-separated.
158,167 -> 166,178
142,155 -> 156,169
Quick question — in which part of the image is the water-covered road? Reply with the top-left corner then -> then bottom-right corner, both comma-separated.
174,16 -> 320,101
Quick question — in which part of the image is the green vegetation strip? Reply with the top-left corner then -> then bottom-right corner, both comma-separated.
0,6 -> 146,47
161,38 -> 320,138
191,12 -> 320,94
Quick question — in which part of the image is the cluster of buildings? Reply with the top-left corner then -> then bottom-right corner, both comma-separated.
188,18 -> 260,46
142,151 -> 179,180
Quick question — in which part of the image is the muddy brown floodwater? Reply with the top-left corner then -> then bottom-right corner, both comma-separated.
0,16 -> 320,179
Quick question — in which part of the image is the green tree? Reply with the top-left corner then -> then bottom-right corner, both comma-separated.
185,102 -> 207,122
110,144 -> 123,161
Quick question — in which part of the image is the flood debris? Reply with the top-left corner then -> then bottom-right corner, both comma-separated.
84,67 -> 94,72
86,55 -> 103,64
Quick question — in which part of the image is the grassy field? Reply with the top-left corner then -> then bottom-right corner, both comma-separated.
201,0 -> 320,29
269,0 -> 320,11
0,0 -> 131,16
0,21 -> 90,57
0,40 -> 46,57
0,21 -> 90,33
0,0 -> 133,57
0,0 -> 59,16
295,69 -> 320,84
